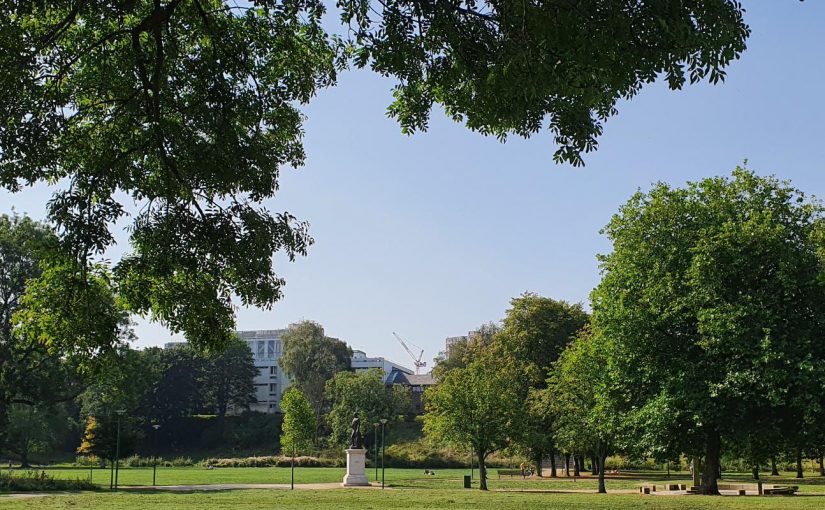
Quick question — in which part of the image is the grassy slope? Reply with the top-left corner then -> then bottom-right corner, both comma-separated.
3,488 -> 825,510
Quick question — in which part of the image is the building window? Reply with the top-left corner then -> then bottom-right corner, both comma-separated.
269,383 -> 277,395
267,340 -> 275,358
275,340 -> 281,353
270,366 -> 277,376
257,341 -> 265,358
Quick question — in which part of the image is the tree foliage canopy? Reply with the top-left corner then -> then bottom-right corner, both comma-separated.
1,0 -> 340,349
591,168 -> 825,493
424,352 -> 520,489
341,0 -> 750,165
1,1 -> 752,350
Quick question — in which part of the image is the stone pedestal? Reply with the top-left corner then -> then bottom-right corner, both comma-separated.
342,448 -> 370,486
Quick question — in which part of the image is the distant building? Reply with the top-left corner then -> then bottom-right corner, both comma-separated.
385,369 -> 436,414
351,350 -> 413,380
236,329 -> 290,413
444,335 -> 468,358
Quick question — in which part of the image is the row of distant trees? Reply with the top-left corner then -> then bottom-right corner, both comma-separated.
425,169 -> 825,495
0,214 -> 408,465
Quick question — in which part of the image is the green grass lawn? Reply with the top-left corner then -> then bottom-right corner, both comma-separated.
3,487 -> 825,510
22,466 -> 825,493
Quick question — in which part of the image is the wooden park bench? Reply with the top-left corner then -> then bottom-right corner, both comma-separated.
640,484 -> 687,494
763,485 -> 798,496
497,469 -> 524,478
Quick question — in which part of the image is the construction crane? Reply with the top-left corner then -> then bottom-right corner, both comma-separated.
392,332 -> 427,375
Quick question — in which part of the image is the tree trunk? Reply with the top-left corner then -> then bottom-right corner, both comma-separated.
700,429 -> 721,495
564,453 -> 571,477
591,455 -> 598,475
796,448 -> 804,479
533,452 -> 543,477
573,455 -> 580,476
819,452 -> 824,476
19,447 -> 30,469
770,456 -> 779,476
549,450 -> 557,478
597,452 -> 608,494
477,450 -> 488,490
752,461 -> 759,480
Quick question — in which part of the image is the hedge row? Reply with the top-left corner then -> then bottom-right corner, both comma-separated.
0,471 -> 98,492
202,455 -> 344,468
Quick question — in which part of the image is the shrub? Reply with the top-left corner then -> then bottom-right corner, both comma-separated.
0,471 -> 98,492
73,455 -> 102,467
201,455 -> 342,468
170,457 -> 193,467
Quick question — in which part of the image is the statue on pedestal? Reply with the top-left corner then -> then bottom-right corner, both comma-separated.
350,412 -> 363,449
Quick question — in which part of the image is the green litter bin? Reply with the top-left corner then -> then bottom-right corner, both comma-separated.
464,475 -> 471,488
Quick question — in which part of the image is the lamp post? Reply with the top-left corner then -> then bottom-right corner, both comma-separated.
114,409 -> 125,491
380,419 -> 388,489
152,423 -> 161,486
373,423 -> 379,482
88,415 -> 94,483
470,446 -> 473,481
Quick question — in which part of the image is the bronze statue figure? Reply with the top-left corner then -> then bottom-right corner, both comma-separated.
350,412 -> 363,449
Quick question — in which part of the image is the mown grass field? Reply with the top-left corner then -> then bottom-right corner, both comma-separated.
3,467 -> 825,509
3,487 -> 825,510
19,466 -> 825,493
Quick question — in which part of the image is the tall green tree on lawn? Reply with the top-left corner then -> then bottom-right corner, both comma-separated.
592,168 -> 825,495
280,386 -> 316,488
424,350 -> 520,490
546,328 -> 623,493
495,294 -> 589,477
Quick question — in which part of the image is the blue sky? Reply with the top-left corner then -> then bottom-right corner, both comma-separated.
2,2 -> 824,369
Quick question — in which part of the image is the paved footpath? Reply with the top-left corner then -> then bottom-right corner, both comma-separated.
0,483 -> 380,500
122,482 -> 381,491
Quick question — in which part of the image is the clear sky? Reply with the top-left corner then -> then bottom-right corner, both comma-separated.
2,2 -> 824,370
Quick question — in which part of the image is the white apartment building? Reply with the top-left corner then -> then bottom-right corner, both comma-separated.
351,350 -> 413,381
236,329 -> 290,413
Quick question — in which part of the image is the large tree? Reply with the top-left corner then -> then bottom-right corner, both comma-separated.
0,214 -> 120,448
592,168 -> 825,494
495,294 -> 589,476
5,403 -> 69,468
546,328 -> 623,493
279,320 -> 352,428
424,351 -> 520,490
1,1 -> 751,348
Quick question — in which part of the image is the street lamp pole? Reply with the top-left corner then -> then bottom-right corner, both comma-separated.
152,424 -> 161,486
373,423 -> 379,482
114,409 -> 125,491
380,419 -> 388,489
